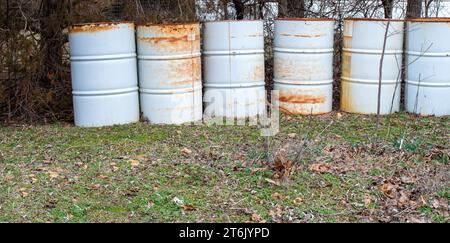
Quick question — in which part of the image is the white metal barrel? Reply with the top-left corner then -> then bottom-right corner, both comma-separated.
69,22 -> 139,127
341,19 -> 404,115
137,23 -> 202,124
203,20 -> 266,120
274,18 -> 334,115
406,18 -> 450,117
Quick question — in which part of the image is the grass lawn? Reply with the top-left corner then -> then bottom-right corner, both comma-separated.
0,112 -> 448,223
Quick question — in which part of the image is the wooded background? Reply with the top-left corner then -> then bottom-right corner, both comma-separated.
0,0 -> 438,123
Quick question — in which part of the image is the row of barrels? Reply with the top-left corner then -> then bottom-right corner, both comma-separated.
69,18 -> 450,127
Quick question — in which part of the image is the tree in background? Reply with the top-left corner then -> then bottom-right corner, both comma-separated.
407,0 -> 423,18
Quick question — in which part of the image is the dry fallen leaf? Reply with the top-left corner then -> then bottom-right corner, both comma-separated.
48,171 -> 59,179
181,148 -> 193,156
20,188 -> 29,198
181,204 -> 196,211
272,192 -> 284,200
274,155 -> 294,179
128,159 -> 140,167
379,183 -> 397,199
265,178 -> 281,186
251,213 -> 265,223
337,113 -> 343,120
91,184 -> 101,190
363,196 -> 372,208
309,163 -> 331,173
293,197 -> 303,206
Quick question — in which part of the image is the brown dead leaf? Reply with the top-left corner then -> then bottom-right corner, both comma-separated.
265,178 -> 281,186
251,213 -> 265,223
272,192 -> 284,200
20,188 -> 29,198
309,163 -> 331,174
274,155 -> 294,179
181,148 -> 193,156
91,184 -> 101,190
337,112 -> 343,120
48,171 -> 58,179
293,197 -> 303,206
379,183 -> 397,199
363,196 -> 372,208
181,204 -> 196,211
128,159 -> 140,167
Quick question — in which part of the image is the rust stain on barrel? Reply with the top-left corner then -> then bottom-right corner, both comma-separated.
160,57 -> 201,87
279,94 -> 325,104
69,22 -> 132,33
249,63 -> 265,81
138,23 -> 200,53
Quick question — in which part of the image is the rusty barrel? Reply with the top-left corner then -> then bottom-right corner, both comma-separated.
137,23 -> 203,124
274,18 -> 334,115
406,18 -> 450,117
341,19 -> 404,115
203,20 -> 266,120
69,22 -> 140,127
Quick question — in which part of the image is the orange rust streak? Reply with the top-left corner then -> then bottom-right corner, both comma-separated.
139,34 -> 200,44
69,23 -> 126,33
279,95 -> 325,104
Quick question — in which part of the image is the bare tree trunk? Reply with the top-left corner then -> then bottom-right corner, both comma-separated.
232,0 -> 245,20
287,0 -> 305,18
39,0 -> 66,87
406,0 -> 423,18
381,0 -> 394,18
376,21 -> 391,133
424,0 -> 434,17
278,0 -> 288,17
279,0 -> 305,18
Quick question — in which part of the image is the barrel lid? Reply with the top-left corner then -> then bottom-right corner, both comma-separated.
407,18 -> 450,22
276,18 -> 334,21
344,18 -> 404,22
136,22 -> 199,27
203,19 -> 263,24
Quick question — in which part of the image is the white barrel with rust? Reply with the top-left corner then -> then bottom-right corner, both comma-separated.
274,18 -> 334,115
341,19 -> 404,115
137,23 -> 202,124
69,22 -> 139,127
406,18 -> 450,117
203,20 -> 266,120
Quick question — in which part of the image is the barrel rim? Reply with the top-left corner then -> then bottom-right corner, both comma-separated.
70,21 -> 134,28
136,22 -> 200,27
344,18 -> 404,22
203,19 -> 263,24
407,17 -> 450,22
275,18 -> 335,22
69,21 -> 134,33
